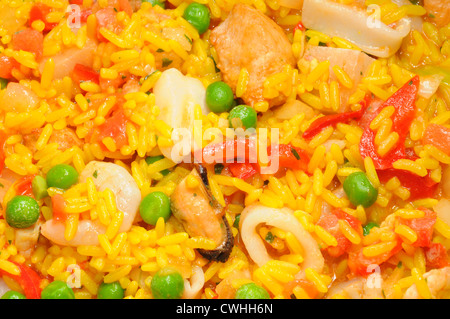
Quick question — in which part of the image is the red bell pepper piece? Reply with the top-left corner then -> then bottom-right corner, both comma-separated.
72,64 -> 100,84
0,262 -> 42,299
198,139 -> 309,174
29,3 -> 58,32
229,162 -> 257,180
303,98 -> 369,139
266,144 -> 310,172
359,76 -> 419,170
52,193 -> 67,223
196,138 -> 258,164
376,169 -> 438,201
293,21 -> 306,33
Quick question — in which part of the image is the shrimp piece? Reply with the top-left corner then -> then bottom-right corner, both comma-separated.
23,127 -> 82,153
424,0 -> 450,27
40,161 -> 141,246
326,276 -> 384,299
210,4 -> 296,107
403,267 -> 450,299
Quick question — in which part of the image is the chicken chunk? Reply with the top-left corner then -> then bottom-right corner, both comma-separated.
424,0 -> 450,27
210,4 -> 296,108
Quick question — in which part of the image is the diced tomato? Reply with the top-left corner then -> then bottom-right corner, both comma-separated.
376,169 -> 438,201
12,29 -> 44,61
69,0 -> 84,4
359,76 -> 419,170
0,262 -> 42,299
29,3 -> 58,32
118,0 -> 133,17
317,208 -> 363,257
52,194 -> 67,223
422,123 -> 450,156
425,243 -> 449,269
99,74 -> 126,91
71,64 -> 99,84
348,241 -> 403,277
266,144 -> 310,172
15,175 -> 35,198
0,55 -> 19,79
229,162 -> 257,180
283,278 -> 318,299
398,207 -> 436,248
97,109 -> 129,150
95,7 -> 124,42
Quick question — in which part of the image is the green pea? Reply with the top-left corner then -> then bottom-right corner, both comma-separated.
46,164 -> 79,190
363,221 -> 380,236
228,105 -> 257,130
139,191 -> 171,226
41,280 -> 75,299
5,195 -> 40,229
206,81 -> 235,113
32,175 -> 48,200
1,291 -> 26,299
151,267 -> 184,299
145,155 -> 170,176
142,0 -> 165,8
235,283 -> 270,299
343,171 -> 378,208
183,3 -> 210,34
97,281 -> 124,299
0,78 -> 8,90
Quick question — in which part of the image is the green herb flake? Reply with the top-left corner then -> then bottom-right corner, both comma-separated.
162,58 -> 173,67
265,232 -> 275,243
291,147 -> 301,160
214,163 -> 224,175
93,170 -> 98,178
184,34 -> 193,45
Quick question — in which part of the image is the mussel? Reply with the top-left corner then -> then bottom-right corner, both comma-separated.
170,165 -> 234,262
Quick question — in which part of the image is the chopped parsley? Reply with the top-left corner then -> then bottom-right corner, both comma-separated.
162,57 -> 173,67
265,232 -> 275,243
184,34 -> 193,45
291,147 -> 301,160
214,163 -> 224,175
93,170 -> 98,178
